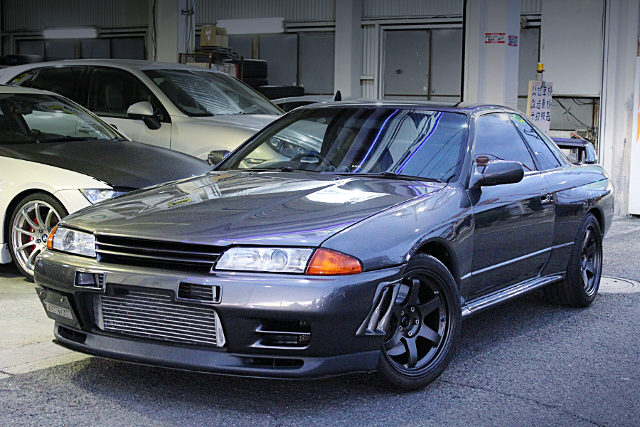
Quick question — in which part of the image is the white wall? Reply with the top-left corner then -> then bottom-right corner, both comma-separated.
540,0 -> 604,96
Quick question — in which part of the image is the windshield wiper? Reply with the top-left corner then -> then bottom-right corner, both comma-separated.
38,136 -> 100,143
337,171 -> 442,183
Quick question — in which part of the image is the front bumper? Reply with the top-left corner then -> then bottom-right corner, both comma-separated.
34,250 -> 403,378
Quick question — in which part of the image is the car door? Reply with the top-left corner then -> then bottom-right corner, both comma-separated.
86,67 -> 172,149
467,112 -> 555,299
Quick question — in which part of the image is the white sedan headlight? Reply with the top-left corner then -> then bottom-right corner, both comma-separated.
216,247 -> 314,273
81,189 -> 128,204
49,227 -> 96,258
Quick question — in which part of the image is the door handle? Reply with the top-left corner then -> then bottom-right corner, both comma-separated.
540,194 -> 553,204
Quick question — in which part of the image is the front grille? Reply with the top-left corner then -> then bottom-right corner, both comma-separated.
95,235 -> 223,271
98,288 -> 221,346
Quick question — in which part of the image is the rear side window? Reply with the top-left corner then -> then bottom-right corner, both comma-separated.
473,113 -> 536,172
88,67 -> 166,121
8,70 -> 38,87
508,113 -> 561,170
30,67 -> 84,104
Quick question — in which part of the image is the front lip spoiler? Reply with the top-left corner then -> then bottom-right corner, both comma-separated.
53,325 -> 381,380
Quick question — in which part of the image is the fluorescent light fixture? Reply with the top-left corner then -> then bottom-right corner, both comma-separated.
44,27 -> 99,39
216,17 -> 285,35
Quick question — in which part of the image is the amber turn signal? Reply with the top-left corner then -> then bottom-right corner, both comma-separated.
46,225 -> 58,250
305,248 -> 362,275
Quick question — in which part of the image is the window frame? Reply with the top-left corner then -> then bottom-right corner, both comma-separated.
506,113 -> 570,171
86,66 -> 171,123
470,111 -> 539,175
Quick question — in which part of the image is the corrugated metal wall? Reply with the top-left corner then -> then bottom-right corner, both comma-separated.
363,0 -> 463,19
521,0 -> 542,14
3,0 -> 148,32
197,0 -> 335,25
361,25 -> 378,99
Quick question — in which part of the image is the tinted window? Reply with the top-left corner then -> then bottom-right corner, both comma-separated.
0,93 -> 121,144
220,108 -> 468,182
31,67 -> 84,104
88,67 -> 166,121
8,69 -> 38,87
509,113 -> 561,170
473,113 -> 535,172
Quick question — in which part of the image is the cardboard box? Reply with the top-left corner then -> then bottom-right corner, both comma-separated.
201,25 -> 228,47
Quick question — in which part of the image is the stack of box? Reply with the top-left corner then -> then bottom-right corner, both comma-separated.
201,25 -> 228,47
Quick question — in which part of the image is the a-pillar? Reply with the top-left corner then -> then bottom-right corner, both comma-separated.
334,0 -> 363,98
463,0 -> 521,110
599,0 -> 640,216
147,0 -> 196,63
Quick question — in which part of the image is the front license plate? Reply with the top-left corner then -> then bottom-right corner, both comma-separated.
36,287 -> 80,329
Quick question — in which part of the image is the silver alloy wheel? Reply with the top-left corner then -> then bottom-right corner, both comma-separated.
11,200 -> 61,277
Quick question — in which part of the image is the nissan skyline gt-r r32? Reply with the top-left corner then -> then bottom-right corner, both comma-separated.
0,86 -> 211,280
34,103 -> 613,390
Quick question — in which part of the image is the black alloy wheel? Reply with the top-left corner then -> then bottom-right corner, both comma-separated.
377,253 -> 461,390
544,213 -> 603,307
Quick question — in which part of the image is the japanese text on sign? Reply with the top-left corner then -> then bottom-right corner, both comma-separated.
526,80 -> 553,134
485,33 -> 505,43
508,35 -> 518,46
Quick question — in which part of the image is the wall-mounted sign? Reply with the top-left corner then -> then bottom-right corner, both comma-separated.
508,35 -> 518,46
526,80 -> 553,134
485,33 -> 506,43
628,57 -> 640,215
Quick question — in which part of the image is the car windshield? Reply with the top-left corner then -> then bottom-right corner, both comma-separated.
0,93 -> 122,145
143,69 -> 282,117
219,107 -> 469,182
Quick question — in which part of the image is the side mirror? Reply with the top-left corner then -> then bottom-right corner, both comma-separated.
584,142 -> 597,164
470,160 -> 524,190
127,101 -> 161,130
208,150 -> 231,166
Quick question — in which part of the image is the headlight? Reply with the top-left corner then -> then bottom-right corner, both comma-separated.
81,189 -> 128,204
47,226 -> 96,258
216,247 -> 314,273
215,247 -> 362,275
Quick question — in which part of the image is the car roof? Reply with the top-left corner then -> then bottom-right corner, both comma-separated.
298,100 -> 517,115
0,59 -> 226,75
0,84 -> 57,96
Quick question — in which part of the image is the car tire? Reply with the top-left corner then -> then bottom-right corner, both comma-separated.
543,213 -> 603,308
258,85 -> 305,100
9,193 -> 67,281
237,59 -> 268,79
242,77 -> 269,90
376,253 -> 461,391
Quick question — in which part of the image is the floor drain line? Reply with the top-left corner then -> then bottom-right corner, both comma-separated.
599,276 -> 640,294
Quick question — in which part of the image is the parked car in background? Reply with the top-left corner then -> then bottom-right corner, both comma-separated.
34,103 -> 613,390
553,137 -> 598,165
0,60 -> 282,160
272,93 -> 369,112
0,85 -> 211,279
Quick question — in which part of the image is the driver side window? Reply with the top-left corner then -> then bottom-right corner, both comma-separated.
473,113 -> 536,172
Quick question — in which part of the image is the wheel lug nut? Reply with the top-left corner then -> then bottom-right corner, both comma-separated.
400,311 -> 404,316
410,307 -> 415,313
407,331 -> 413,337
414,319 -> 419,325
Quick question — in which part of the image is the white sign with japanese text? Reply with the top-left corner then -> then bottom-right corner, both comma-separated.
628,58 -> 640,214
526,80 -> 553,134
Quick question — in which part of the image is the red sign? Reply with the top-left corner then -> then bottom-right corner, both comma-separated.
485,33 -> 506,43
508,35 -> 518,46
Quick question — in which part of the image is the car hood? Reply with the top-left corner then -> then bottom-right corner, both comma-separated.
0,140 -> 211,189
64,171 -> 445,247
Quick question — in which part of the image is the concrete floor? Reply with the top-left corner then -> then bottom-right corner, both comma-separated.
0,216 -> 639,426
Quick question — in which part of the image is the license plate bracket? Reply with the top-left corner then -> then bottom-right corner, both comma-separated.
36,287 -> 81,329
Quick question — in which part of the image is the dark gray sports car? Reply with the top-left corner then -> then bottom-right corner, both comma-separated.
34,103 -> 614,390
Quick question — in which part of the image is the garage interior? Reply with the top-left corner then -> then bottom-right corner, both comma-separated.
1,0 -> 640,425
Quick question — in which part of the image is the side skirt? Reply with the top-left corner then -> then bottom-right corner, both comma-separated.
461,273 -> 565,318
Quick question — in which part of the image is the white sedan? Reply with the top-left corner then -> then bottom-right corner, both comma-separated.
0,86 -> 211,279
0,60 -> 281,160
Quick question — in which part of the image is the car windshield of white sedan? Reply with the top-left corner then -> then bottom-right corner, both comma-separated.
0,93 -> 121,144
144,69 -> 282,117
220,108 -> 469,182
